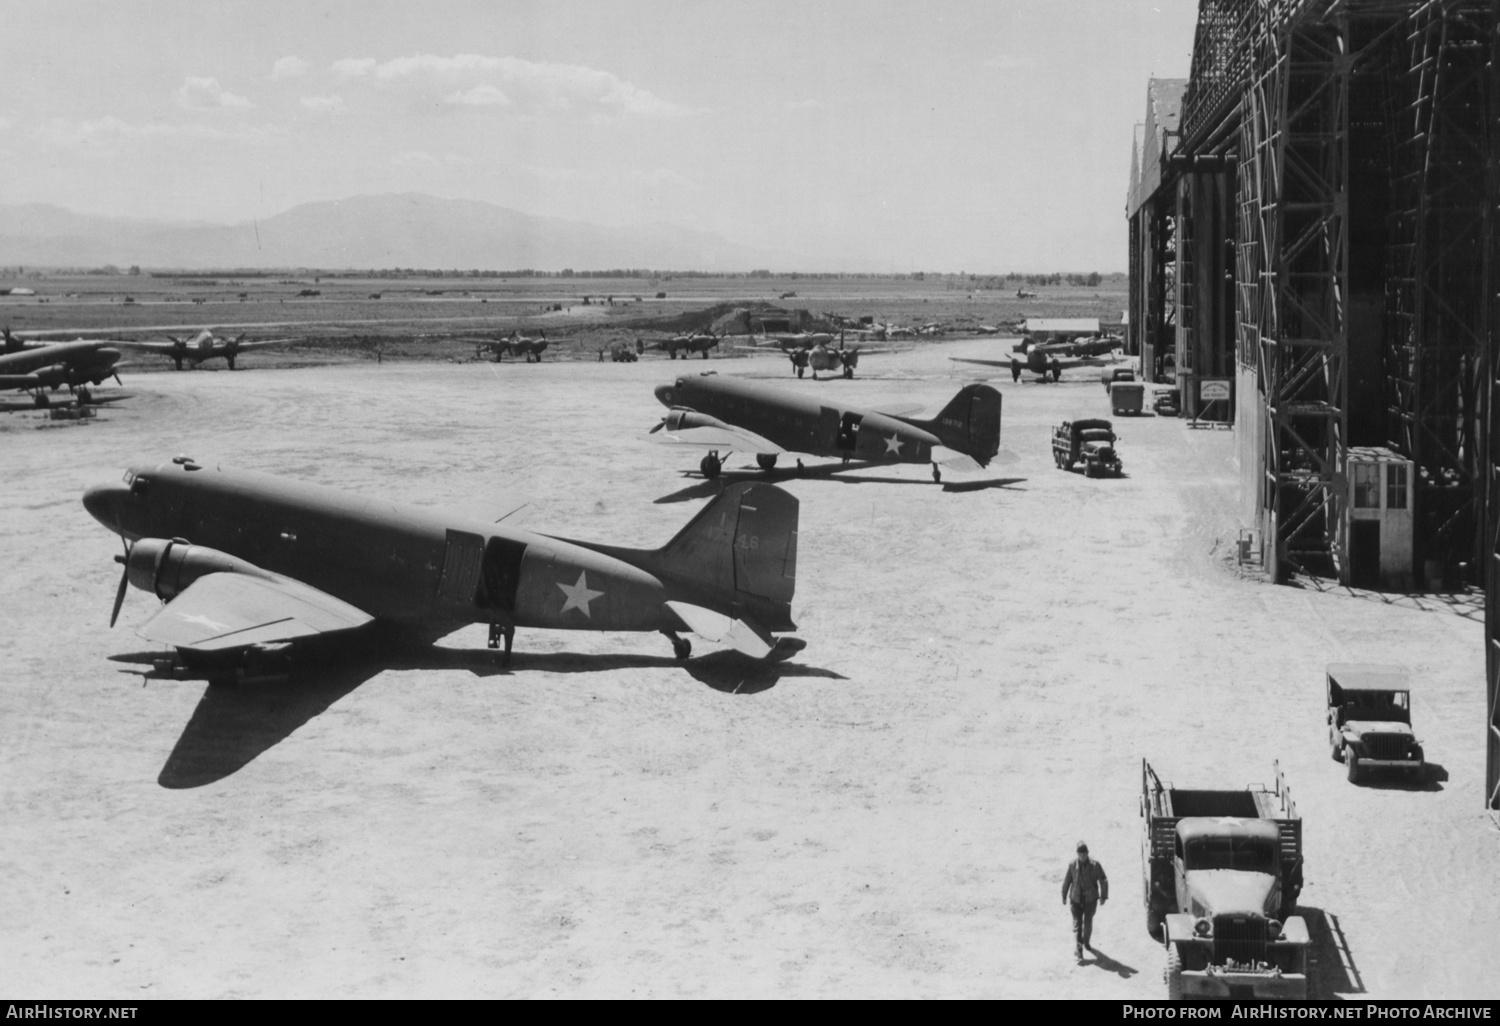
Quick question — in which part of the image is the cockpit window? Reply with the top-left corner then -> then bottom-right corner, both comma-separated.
129,475 -> 150,495
1184,835 -> 1277,873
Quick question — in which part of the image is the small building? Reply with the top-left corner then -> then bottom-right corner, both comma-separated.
1345,446 -> 1415,591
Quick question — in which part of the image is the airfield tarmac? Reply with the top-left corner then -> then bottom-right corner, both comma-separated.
0,340 -> 1493,999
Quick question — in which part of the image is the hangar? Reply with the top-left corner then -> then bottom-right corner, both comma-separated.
1127,0 -> 1500,811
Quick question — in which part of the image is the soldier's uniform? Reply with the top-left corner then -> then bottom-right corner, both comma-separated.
1061,842 -> 1108,960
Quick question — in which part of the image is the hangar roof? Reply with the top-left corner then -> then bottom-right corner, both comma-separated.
1128,78 -> 1187,218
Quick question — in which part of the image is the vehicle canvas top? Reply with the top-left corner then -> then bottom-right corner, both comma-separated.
1176,817 -> 1281,846
1326,663 -> 1410,692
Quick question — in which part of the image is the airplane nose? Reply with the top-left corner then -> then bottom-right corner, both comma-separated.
82,481 -> 127,532
655,385 -> 675,407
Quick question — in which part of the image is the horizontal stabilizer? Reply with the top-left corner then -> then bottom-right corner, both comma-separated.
665,600 -> 774,659
930,446 -> 984,473
875,402 -> 925,418
139,571 -> 373,651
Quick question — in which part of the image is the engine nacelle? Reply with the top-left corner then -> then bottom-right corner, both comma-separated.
126,538 -> 271,600
662,408 -> 729,432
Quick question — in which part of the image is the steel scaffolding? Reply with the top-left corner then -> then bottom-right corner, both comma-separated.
1157,0 -> 1500,808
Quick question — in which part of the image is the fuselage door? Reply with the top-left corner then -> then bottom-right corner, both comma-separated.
437,530 -> 486,605
477,536 -> 527,613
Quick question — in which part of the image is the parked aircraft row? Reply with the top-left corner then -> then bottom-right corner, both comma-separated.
1,326 -> 308,408
82,365 -> 1006,679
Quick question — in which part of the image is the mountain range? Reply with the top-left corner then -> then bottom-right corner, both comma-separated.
0,194 -> 789,272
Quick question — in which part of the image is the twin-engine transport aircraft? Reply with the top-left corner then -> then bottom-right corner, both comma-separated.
83,459 -> 801,673
120,329 -> 304,370
650,373 -> 1002,482
0,332 -> 124,406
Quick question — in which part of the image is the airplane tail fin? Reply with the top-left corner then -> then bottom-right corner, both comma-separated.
653,482 -> 798,637
913,384 -> 1002,467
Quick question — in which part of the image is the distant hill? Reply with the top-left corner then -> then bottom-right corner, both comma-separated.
0,194 -> 787,272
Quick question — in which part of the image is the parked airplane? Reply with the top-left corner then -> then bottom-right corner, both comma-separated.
744,333 -> 876,379
951,334 -> 1128,382
650,372 -> 1001,482
0,330 -> 124,406
83,458 -> 800,673
469,330 -> 550,362
120,329 -> 304,370
641,327 -> 721,360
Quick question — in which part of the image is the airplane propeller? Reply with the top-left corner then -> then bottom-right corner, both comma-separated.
110,539 -> 131,627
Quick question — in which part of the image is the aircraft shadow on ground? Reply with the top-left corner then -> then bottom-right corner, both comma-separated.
1077,946 -> 1137,979
1301,905 -> 1365,998
111,640 -> 846,788
654,461 -> 1026,504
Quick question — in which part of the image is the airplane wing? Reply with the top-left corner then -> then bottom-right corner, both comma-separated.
137,571 -> 374,651
114,340 -> 178,354
948,356 -> 1015,368
233,337 -> 304,349
649,420 -> 786,455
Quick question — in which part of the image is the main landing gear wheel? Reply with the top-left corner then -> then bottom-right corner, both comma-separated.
700,453 -> 722,479
663,631 -> 692,661
757,454 -> 778,470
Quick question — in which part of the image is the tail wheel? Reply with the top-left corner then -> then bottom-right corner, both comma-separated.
1165,946 -> 1183,1000
699,454 -> 722,479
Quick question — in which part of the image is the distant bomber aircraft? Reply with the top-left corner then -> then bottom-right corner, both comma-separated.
120,329 -> 304,370
468,330 -> 550,362
83,458 -> 800,673
650,372 -> 1001,482
639,327 -> 721,360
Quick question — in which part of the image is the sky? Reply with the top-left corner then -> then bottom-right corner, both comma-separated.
0,0 -> 1200,272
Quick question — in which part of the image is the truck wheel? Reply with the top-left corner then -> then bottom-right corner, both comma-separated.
1146,907 -> 1164,939
1346,749 -> 1360,783
1165,946 -> 1184,1000
1330,738 -> 1343,762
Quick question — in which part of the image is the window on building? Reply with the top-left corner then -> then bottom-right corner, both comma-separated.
1386,463 -> 1408,510
1353,463 -> 1380,508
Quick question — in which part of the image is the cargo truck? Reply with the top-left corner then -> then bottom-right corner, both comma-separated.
1140,759 -> 1309,1000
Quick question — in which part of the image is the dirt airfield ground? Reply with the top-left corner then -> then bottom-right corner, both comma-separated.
1,335 -> 1496,999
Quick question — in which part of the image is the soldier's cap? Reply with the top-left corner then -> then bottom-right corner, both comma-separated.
1076,841 -> 1088,853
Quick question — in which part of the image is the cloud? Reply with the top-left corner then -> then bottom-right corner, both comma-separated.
332,57 -> 378,78
37,116 -> 275,150
984,54 -> 1036,70
301,94 -> 346,114
178,76 -> 253,110
271,56 -> 310,80
0,116 -> 11,132
444,84 -> 510,107
786,99 -> 823,110
330,52 -> 689,118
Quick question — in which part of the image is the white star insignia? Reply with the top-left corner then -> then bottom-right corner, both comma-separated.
883,432 -> 905,455
175,611 -> 231,632
556,571 -> 605,618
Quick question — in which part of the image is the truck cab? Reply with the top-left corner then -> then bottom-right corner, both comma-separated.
1142,760 -> 1309,1000
1327,663 -> 1423,783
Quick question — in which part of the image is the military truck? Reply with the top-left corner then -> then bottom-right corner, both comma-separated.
1327,663 -> 1423,783
1140,759 -> 1308,1000
1052,418 -> 1122,477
